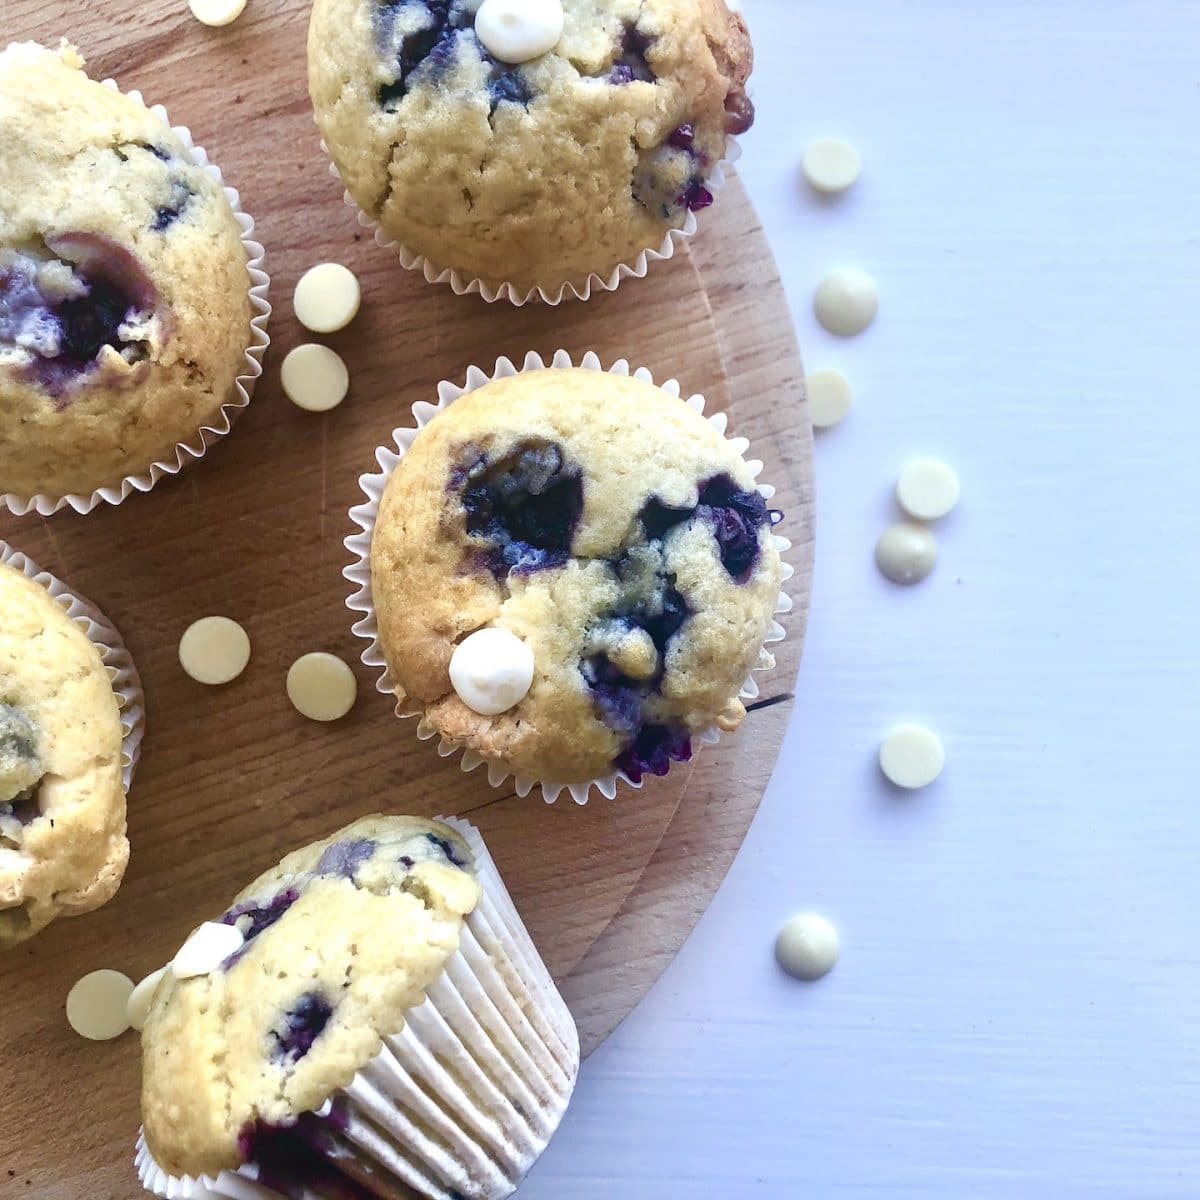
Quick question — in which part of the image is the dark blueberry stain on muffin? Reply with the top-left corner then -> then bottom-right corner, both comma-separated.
632,148 -> 712,219
151,179 -> 195,232
399,854 -> 415,868
486,63 -> 533,112
140,143 -> 174,162
1,703 -> 43,839
376,0 -> 471,109
581,574 -> 693,774
640,474 -> 774,583
457,441 -> 584,575
272,992 -> 333,1064
634,585 -> 691,654
55,280 -> 133,361
240,1118 -> 376,1200
315,837 -> 377,879
425,830 -> 467,868
0,234 -> 156,399
669,123 -> 696,151
608,23 -> 656,84
0,703 -> 38,770
679,178 -> 715,212
323,1096 -> 351,1132
616,723 -> 693,783
579,473 -> 779,775
376,1 -> 534,114
219,886 -> 301,966
585,663 -> 644,739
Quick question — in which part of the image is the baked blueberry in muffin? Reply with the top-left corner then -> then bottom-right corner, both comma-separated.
367,367 -> 785,787
308,0 -> 754,295
0,41 -> 254,501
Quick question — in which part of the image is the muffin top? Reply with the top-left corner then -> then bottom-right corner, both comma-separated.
0,560 -> 126,950
0,41 -> 253,500
140,815 -> 481,1179
371,368 -> 783,784
308,0 -> 753,295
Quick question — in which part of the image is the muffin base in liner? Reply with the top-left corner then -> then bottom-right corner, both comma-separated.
0,540 -> 144,788
343,348 -> 794,804
1,71 -> 271,517
322,137 -> 740,306
135,816 -> 580,1200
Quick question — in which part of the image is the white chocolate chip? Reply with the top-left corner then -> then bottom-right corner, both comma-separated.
814,268 -> 879,337
286,652 -> 358,722
875,523 -> 937,585
807,367 -> 852,429
66,970 -> 134,1041
475,0 -> 564,64
803,138 -> 861,195
879,723 -> 945,790
897,458 -> 960,522
127,966 -> 170,1033
281,344 -> 350,413
449,627 -> 535,716
172,921 -> 245,979
775,913 -> 839,981
293,263 -> 361,334
179,616 -> 251,685
188,0 -> 248,28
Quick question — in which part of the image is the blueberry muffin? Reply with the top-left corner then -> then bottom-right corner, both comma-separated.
138,815 -> 578,1200
0,42 -> 254,501
308,0 -> 754,295
0,560 -> 128,949
369,368 -> 784,786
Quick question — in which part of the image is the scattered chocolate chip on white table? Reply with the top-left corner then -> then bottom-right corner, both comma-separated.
875,522 -> 937,585
775,912 -> 840,981
814,267 -> 878,336
879,723 -> 945,790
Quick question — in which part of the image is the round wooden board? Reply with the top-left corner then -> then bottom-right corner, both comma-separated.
0,2 -> 813,1194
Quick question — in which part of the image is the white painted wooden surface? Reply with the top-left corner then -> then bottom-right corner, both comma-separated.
520,1 -> 1200,1195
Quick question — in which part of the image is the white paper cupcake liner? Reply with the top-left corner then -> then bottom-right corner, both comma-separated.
135,816 -> 579,1200
1,74 -> 271,517
322,137 -> 740,306
0,541 -> 144,790
343,349 -> 794,805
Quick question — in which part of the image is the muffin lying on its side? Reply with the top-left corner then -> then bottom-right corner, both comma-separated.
136,815 -> 578,1200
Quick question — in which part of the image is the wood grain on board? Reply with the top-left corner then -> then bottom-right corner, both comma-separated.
0,1 -> 812,1194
